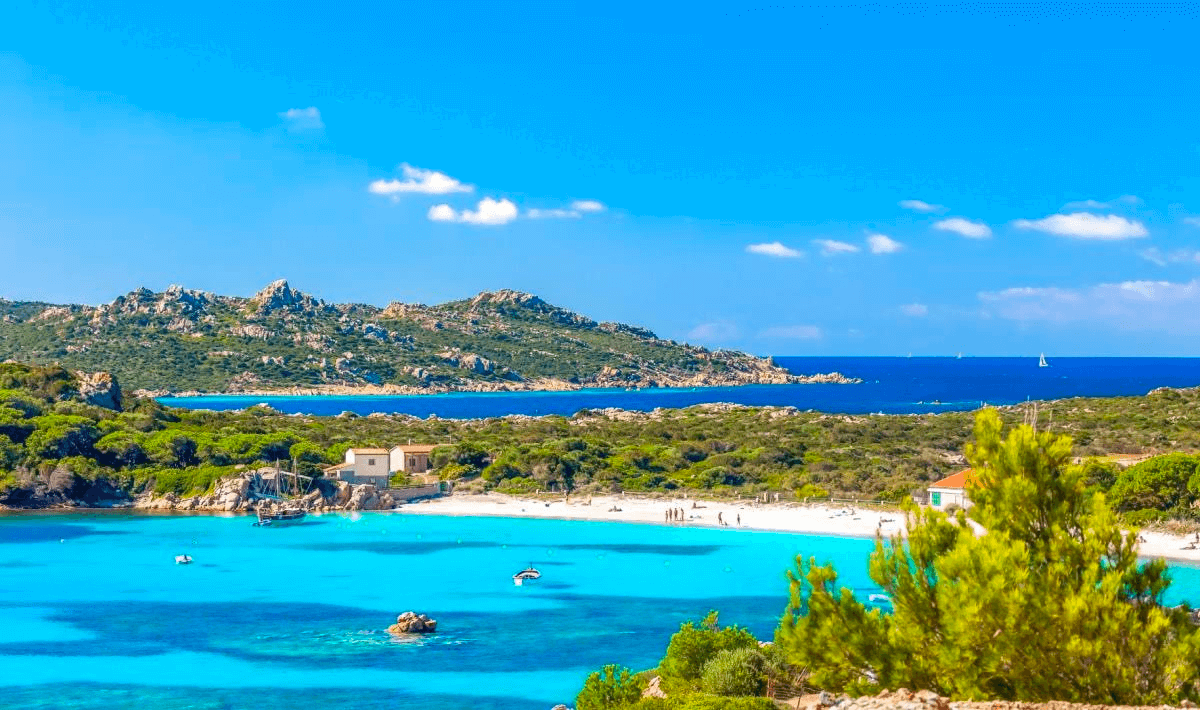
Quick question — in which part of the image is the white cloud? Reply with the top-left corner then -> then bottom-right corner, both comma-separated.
899,199 -> 946,214
427,204 -> 458,222
279,107 -> 323,130
867,233 -> 903,254
687,321 -> 739,342
746,242 -> 803,258
900,303 -> 928,317
527,200 -> 606,219
1184,216 -> 1200,227
1065,194 -> 1143,209
427,197 -> 519,226
760,325 -> 823,340
527,208 -> 581,219
813,239 -> 860,256
979,278 -> 1200,330
933,217 -> 992,239
369,163 -> 474,198
1013,212 -> 1147,240
1139,247 -> 1200,266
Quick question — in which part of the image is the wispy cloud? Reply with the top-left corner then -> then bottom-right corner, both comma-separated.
760,324 -> 823,340
526,199 -> 607,219
1062,195 -> 1141,210
279,107 -> 324,130
746,242 -> 804,258
572,200 -> 605,213
867,233 -> 903,254
428,197 -> 518,225
1184,216 -> 1200,227
900,303 -> 928,317
1139,247 -> 1200,266
1013,212 -> 1147,240
933,217 -> 992,239
979,278 -> 1200,330
687,321 -> 739,342
813,239 -> 860,256
369,163 -> 474,198
899,199 -> 947,214
527,208 -> 581,219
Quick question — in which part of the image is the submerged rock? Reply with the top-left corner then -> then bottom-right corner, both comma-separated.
388,611 -> 437,634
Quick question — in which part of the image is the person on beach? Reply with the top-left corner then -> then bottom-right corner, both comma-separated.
718,512 -> 723,525
737,514 -> 740,526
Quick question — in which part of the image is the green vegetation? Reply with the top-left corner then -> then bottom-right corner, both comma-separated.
576,410 -> 1200,708
5,361 -> 1200,509
778,410 -> 1200,703
0,282 -> 793,392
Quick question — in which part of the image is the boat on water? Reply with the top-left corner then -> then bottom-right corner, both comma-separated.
868,593 -> 891,605
174,554 -> 193,565
512,567 -> 541,586
1038,352 -> 1049,368
254,509 -> 307,527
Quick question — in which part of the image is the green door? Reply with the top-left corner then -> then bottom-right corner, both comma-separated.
931,491 -> 941,507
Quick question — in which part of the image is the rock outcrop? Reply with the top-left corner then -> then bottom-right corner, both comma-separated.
77,370 -> 122,410
387,611 -> 437,634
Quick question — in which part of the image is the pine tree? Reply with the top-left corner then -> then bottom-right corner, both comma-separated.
777,409 -> 1200,704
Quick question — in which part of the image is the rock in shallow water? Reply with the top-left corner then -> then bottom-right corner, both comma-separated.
387,611 -> 437,634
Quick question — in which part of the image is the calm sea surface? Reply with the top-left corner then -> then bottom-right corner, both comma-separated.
158,357 -> 1200,418
2,512 -> 1198,709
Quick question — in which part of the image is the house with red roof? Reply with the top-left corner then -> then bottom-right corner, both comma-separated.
928,468 -> 974,511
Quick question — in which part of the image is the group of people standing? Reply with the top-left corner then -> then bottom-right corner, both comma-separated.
664,507 -> 741,526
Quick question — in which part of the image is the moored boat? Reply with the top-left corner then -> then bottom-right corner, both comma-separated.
175,554 -> 193,565
512,567 -> 541,586
254,509 -> 307,527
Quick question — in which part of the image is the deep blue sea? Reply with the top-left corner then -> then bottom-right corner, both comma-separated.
159,357 -> 1200,418
2,512 -> 1198,709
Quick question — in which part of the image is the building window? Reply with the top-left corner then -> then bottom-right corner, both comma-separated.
931,491 -> 941,507
369,459 -> 375,466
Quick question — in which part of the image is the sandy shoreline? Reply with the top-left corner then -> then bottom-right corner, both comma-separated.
401,493 -> 1200,565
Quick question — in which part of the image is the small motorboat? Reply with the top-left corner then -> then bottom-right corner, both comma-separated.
512,567 -> 541,586
175,554 -> 193,565
868,593 -> 892,605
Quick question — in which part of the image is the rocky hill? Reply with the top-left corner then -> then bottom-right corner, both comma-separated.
0,280 -> 853,393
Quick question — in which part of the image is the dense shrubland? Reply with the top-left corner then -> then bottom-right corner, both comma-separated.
3,362 -> 1200,512
576,412 -> 1200,709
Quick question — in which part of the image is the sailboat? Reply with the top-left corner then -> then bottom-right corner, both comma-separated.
1038,353 -> 1049,368
956,352 -> 963,359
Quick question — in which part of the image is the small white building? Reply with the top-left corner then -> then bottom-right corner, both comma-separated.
390,444 -> 438,474
927,468 -> 973,511
324,447 -> 392,487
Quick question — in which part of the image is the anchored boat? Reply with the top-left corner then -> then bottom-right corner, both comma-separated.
512,567 -> 541,586
174,554 -> 193,565
254,509 -> 307,527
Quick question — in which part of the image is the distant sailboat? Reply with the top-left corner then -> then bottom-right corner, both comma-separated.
1038,353 -> 1049,368
956,352 -> 963,359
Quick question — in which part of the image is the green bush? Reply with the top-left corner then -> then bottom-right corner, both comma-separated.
700,647 -> 765,697
661,612 -> 760,684
576,665 -> 641,710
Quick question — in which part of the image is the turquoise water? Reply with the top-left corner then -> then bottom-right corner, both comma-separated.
0,512 -> 877,709
2,513 -> 1198,710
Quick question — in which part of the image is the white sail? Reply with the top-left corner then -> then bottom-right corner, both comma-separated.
1038,353 -> 1049,367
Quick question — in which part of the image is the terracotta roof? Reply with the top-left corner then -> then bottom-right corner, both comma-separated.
349,448 -> 389,454
929,468 -> 973,490
391,444 -> 439,453
324,462 -> 354,471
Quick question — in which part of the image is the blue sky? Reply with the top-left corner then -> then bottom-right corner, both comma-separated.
2,2 -> 1200,356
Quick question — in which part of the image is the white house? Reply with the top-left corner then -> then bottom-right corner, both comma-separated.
927,468 -> 973,511
390,444 -> 438,474
323,447 -> 392,487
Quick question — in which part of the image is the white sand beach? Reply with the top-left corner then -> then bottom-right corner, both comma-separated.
402,493 -> 1200,565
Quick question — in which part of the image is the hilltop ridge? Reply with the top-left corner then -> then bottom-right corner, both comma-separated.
0,281 -> 855,393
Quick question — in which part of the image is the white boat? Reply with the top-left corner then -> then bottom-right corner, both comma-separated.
868,593 -> 891,605
512,567 -> 541,586
1038,353 -> 1049,368
175,554 -> 193,565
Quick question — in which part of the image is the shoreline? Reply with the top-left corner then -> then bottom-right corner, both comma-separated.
7,492 -> 1199,565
